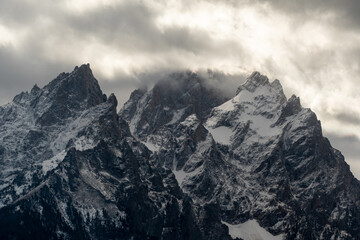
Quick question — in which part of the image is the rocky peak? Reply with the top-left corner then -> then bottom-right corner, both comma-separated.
0,64 -> 121,209
274,94 -> 303,126
157,71 -> 200,90
34,64 -> 107,126
148,70 -> 229,116
120,70 -> 230,138
129,88 -> 147,101
285,94 -> 302,113
72,64 -> 99,94
107,93 -> 118,107
234,72 -> 287,108
236,71 -> 269,94
12,91 -> 31,104
30,84 -> 41,95
43,63 -> 105,103
71,64 -> 104,101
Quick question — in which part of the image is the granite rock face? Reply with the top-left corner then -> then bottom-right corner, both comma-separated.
0,65 -> 359,239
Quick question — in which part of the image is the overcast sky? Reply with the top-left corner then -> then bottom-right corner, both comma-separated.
0,0 -> 359,178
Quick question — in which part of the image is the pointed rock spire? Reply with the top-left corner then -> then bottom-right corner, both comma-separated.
30,84 -> 41,95
275,94 -> 303,125
36,64 -> 106,126
236,71 -> 270,94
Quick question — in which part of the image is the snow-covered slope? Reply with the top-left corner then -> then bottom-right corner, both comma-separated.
206,72 -> 285,147
222,220 -> 284,240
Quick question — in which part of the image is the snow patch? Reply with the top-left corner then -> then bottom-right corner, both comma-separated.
143,140 -> 159,152
173,167 -> 203,188
167,107 -> 186,125
74,136 -> 98,151
51,111 -> 95,153
14,185 -> 25,195
42,150 -> 67,174
206,126 -> 233,145
248,115 -> 281,138
217,98 -> 236,112
57,200 -> 74,229
119,211 -> 126,220
127,92 -> 151,135
112,148 -> 123,158
222,220 -> 284,240
180,114 -> 199,127
173,169 -> 187,186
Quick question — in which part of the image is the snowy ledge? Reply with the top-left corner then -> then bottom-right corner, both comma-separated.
221,220 -> 284,240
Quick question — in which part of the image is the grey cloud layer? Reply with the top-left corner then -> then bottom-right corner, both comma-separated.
0,0 -> 247,103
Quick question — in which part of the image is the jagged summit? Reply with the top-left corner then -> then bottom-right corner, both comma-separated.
74,63 -> 91,71
10,63 -> 106,109
30,84 -> 41,94
276,94 -> 303,125
236,71 -> 269,94
120,70 -> 230,138
43,63 -> 105,107
235,72 -> 286,105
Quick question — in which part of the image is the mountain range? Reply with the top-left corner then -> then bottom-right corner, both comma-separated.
0,64 -> 359,239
